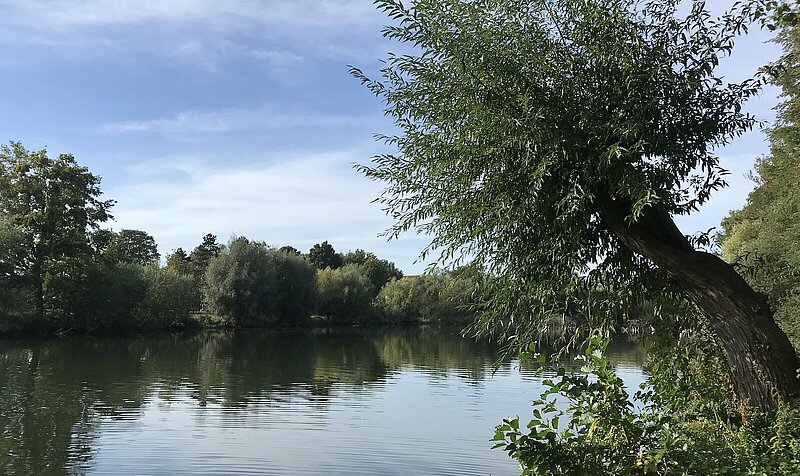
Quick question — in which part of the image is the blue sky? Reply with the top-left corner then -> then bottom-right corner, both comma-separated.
0,0 -> 784,273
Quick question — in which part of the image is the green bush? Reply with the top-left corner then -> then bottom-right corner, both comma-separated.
46,261 -> 148,329
375,268 -> 478,324
341,249 -> 403,295
495,335 -> 800,475
777,293 -> 800,345
204,237 -> 317,325
137,267 -> 199,328
271,247 -> 318,320
375,277 -> 417,323
720,24 -> 800,347
316,264 -> 375,323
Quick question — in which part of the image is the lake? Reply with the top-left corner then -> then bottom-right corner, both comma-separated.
0,328 -> 646,475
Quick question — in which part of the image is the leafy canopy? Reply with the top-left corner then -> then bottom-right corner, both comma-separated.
166,247 -> 192,275
342,248 -> 403,294
309,241 -> 343,270
189,233 -> 221,281
354,0 -> 781,345
205,237 -> 317,325
0,142 -> 113,264
0,142 -> 114,317
316,264 -> 375,322
721,21 -> 800,343
105,229 -> 160,266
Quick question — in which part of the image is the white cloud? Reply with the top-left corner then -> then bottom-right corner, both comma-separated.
162,36 -> 308,71
102,107 -> 370,136
5,0 -> 381,31
104,149 -> 430,272
0,0 -> 388,70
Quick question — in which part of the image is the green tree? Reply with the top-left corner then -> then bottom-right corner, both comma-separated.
269,250 -> 318,321
165,247 -> 192,275
0,143 -> 113,319
204,237 -> 317,325
0,215 -> 32,318
721,21 -> 800,344
105,229 -> 160,266
316,264 -> 375,323
205,237 -> 272,325
342,249 -> 403,295
48,262 -> 147,329
190,234 -> 221,282
137,266 -> 199,328
376,269 -> 477,324
375,277 -> 417,323
308,241 -> 343,270
279,245 -> 301,256
89,228 -> 115,256
355,0 -> 799,410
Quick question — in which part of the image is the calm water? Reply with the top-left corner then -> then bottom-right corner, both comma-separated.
0,328 -> 646,475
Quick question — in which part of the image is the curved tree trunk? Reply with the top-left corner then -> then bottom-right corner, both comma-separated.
596,193 -> 800,412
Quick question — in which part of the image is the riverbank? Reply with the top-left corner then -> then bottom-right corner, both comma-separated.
0,311 -> 476,339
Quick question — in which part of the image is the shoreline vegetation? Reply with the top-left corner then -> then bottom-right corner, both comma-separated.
0,148 -> 481,336
3,0 -> 800,473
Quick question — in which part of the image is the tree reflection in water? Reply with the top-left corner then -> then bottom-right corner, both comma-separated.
0,328 -> 645,475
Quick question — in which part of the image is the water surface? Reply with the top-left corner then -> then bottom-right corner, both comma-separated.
0,328 -> 646,475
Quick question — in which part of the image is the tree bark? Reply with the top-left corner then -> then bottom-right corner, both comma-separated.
34,275 -> 44,320
595,193 -> 800,412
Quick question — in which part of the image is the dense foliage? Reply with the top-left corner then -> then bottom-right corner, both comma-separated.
721,22 -> 800,344
137,266 -> 199,328
2,144 -> 458,333
0,142 -> 466,333
376,267 -> 479,324
354,0 -> 800,472
204,237 -> 318,326
341,249 -> 403,294
309,240 -> 343,270
316,264 -> 376,323
103,229 -> 160,266
490,16 -> 800,472
496,335 -> 800,475
355,0 -> 776,341
0,216 -> 31,319
355,0 -> 800,411
0,142 -> 114,319
188,233 -> 222,287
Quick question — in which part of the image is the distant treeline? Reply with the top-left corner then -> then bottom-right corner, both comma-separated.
172,235 -> 480,328
0,143 -> 477,334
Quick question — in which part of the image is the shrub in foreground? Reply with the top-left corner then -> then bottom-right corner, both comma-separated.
494,334 -> 800,475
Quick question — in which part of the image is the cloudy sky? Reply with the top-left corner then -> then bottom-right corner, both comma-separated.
0,0 -> 784,273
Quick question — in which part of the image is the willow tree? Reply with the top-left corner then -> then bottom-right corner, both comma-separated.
354,0 -> 799,411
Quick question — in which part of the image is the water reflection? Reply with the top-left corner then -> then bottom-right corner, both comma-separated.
0,328 -> 645,475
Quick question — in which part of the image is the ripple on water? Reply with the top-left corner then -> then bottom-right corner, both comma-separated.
0,329 -> 646,475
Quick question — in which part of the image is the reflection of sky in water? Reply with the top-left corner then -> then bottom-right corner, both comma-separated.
89,368 -> 542,475
0,329 -> 647,475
